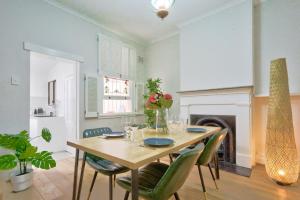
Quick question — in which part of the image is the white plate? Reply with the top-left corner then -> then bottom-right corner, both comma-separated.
102,133 -> 125,138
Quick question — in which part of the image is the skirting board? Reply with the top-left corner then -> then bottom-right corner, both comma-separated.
236,153 -> 253,168
255,154 -> 265,165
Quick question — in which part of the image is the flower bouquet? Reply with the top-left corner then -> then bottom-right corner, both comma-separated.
145,92 -> 173,133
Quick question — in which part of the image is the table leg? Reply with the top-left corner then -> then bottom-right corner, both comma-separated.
77,153 -> 86,200
131,169 -> 139,200
72,149 -> 80,200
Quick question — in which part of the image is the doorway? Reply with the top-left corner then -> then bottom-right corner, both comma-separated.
29,51 -> 79,156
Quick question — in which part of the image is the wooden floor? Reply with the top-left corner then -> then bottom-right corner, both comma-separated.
1,157 -> 299,200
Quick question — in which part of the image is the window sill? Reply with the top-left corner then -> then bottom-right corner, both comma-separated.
98,112 -> 144,119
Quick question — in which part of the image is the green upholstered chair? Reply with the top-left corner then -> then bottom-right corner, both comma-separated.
117,143 -> 205,200
78,128 -> 129,200
196,128 -> 228,199
171,129 -> 228,200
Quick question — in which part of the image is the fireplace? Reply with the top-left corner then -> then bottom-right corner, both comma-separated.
191,115 -> 236,164
179,87 -> 254,177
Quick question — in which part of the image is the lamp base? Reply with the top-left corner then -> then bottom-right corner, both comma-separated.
275,180 -> 292,186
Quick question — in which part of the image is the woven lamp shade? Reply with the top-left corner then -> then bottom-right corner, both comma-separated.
265,58 -> 299,185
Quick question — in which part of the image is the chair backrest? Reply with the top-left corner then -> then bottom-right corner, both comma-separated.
153,143 -> 205,200
83,127 -> 112,138
197,128 -> 228,165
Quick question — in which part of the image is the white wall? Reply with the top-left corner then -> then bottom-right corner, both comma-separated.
0,0 -> 145,134
30,54 -> 53,112
180,0 -> 253,91
145,35 -> 180,118
48,60 -> 75,116
254,0 -> 300,95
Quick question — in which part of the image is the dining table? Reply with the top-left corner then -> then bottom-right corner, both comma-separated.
67,125 -> 221,200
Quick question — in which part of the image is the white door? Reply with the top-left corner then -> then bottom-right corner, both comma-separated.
64,75 -> 76,154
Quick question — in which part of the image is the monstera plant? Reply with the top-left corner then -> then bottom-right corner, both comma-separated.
0,128 -> 56,191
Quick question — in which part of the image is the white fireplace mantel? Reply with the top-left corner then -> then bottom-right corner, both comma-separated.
179,86 -> 255,168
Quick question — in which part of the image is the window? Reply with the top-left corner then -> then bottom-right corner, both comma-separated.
102,76 -> 132,114
98,33 -> 142,116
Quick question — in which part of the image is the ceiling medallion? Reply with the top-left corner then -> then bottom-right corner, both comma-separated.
151,0 -> 175,20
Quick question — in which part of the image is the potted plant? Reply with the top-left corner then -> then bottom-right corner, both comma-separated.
0,128 -> 56,192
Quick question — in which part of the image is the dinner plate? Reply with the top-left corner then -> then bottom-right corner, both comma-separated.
186,127 -> 207,133
144,138 -> 174,147
103,132 -> 125,138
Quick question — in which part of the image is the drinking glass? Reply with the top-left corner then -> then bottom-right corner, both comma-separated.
121,116 -> 132,140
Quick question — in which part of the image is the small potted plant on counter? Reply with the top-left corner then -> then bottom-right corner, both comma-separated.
0,128 -> 56,192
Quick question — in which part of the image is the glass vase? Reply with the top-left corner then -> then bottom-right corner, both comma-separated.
155,108 -> 169,134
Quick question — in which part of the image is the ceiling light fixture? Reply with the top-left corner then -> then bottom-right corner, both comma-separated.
151,0 -> 175,20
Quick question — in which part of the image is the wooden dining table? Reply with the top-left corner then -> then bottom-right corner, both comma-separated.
67,125 -> 220,200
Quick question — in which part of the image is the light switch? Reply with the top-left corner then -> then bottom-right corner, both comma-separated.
11,75 -> 20,85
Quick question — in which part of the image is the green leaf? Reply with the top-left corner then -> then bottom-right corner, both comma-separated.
19,130 -> 29,139
41,128 -> 52,142
0,131 -> 30,150
31,151 -> 56,170
0,155 -> 17,170
19,146 -> 38,160
0,134 -> 18,149
160,99 -> 173,109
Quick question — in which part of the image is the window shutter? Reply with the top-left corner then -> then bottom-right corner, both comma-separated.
85,75 -> 99,118
135,83 -> 145,113
121,46 -> 129,78
129,48 -> 137,80
98,34 -> 122,77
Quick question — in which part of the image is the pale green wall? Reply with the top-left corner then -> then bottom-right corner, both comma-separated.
145,35 -> 180,118
0,0 -> 145,134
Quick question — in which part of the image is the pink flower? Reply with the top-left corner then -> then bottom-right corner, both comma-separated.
149,95 -> 156,103
163,93 -> 172,100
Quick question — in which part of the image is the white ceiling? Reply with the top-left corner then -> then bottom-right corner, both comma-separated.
51,0 -> 242,44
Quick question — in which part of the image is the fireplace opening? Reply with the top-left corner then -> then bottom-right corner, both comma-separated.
191,115 -> 236,165
190,114 -> 251,177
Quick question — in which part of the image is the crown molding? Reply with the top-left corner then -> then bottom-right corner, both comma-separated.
43,0 -> 146,46
177,0 -> 248,29
150,31 -> 179,45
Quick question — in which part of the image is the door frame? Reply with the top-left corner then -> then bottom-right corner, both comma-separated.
24,42 -> 82,146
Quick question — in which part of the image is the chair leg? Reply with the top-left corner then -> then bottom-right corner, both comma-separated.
87,171 -> 98,200
124,191 -> 130,200
208,163 -> 219,190
169,154 -> 174,163
197,165 -> 207,200
214,154 -> 220,180
174,192 -> 180,200
109,175 -> 113,200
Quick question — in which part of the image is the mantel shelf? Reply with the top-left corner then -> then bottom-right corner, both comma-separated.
177,86 -> 254,96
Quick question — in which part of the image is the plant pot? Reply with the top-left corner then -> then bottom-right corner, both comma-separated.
10,169 -> 33,192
